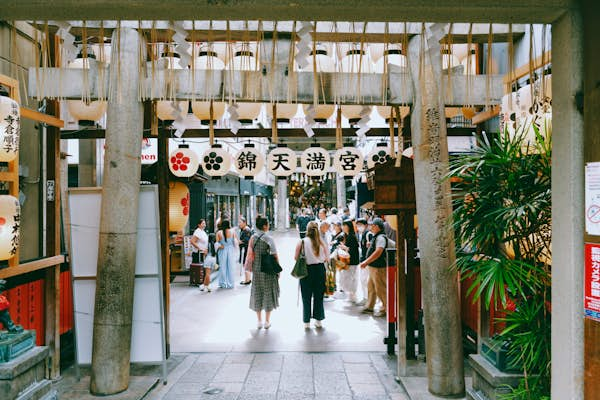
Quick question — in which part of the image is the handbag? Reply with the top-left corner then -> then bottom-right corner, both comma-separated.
291,240 -> 308,279
254,233 -> 282,275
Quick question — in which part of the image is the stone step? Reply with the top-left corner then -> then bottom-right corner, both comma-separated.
15,379 -> 53,400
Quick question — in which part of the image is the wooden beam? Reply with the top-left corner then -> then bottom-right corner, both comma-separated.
157,122 -> 171,358
471,106 -> 500,125
21,107 -> 65,128
503,50 -> 552,85
0,255 -> 65,279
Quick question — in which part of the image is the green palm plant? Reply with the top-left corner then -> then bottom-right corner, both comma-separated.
448,122 -> 551,399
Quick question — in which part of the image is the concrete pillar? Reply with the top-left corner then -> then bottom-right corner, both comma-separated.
90,28 -> 145,395
336,174 -> 346,209
78,139 -> 96,186
551,9 -> 585,400
407,31 -> 465,396
276,178 -> 287,231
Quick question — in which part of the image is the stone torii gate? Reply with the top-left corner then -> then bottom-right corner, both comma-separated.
28,25 -> 505,397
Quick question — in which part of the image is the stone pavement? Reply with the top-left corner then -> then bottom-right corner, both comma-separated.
145,352 -> 410,400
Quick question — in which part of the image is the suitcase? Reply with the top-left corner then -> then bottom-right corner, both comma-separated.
189,263 -> 205,286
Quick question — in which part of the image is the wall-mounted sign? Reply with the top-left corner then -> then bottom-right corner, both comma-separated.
585,243 -> 600,322
586,162 -> 600,236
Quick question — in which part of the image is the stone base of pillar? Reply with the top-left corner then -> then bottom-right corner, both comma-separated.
0,346 -> 57,400
466,354 -> 523,400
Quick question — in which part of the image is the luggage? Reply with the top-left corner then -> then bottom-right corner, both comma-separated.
189,263 -> 205,286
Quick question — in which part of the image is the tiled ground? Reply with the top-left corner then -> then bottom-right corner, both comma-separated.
146,352 -> 410,400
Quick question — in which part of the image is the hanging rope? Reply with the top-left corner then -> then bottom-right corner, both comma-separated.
287,21 -> 298,104
446,23 -> 453,104
463,23 -> 474,118
485,23 -> 493,111
528,24 -> 535,108
272,104 -> 278,144
209,100 -> 215,146
381,22 -> 390,106
336,106 -> 342,149
98,21 -> 106,101
508,23 -> 514,109
389,106 -> 395,157
395,105 -> 403,167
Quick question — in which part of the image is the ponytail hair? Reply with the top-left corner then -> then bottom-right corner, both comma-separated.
306,221 -> 324,257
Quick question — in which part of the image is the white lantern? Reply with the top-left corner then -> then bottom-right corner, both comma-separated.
366,142 -> 392,169
201,144 -> 231,178
0,91 -> 20,162
442,50 -> 460,70
333,147 -> 364,178
66,55 -> 107,124
300,145 -> 330,177
157,54 -> 188,121
236,103 -> 262,124
168,182 -> 189,233
302,46 -> 336,123
191,48 -> 227,124
375,106 -> 410,123
302,104 -> 335,123
341,105 -> 367,125
169,143 -> 199,177
373,47 -> 407,71
234,143 -> 265,179
267,145 -> 297,178
0,195 -> 20,260
517,84 -> 534,118
267,104 -> 299,123
340,48 -> 375,74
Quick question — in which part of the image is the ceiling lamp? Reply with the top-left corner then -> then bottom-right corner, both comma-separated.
191,46 -> 227,125
300,144 -> 330,177
169,143 -> 199,178
201,143 -> 231,178
233,143 -> 265,179
373,48 -> 409,124
340,46 -> 375,75
168,182 -> 190,233
267,144 -> 297,179
333,147 -> 363,178
366,142 -> 392,169
156,53 -> 189,122
235,103 -> 262,124
375,106 -> 410,124
226,45 -> 262,124
267,104 -> 299,124
301,45 -> 336,123
66,53 -> 107,125
0,88 -> 20,162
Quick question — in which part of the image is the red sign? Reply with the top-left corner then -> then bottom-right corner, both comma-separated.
585,243 -> 600,321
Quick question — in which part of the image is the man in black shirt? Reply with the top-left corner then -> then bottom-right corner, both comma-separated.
238,216 -> 253,285
296,208 -> 310,239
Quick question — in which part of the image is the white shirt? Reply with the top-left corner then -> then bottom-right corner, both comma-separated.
192,228 -> 208,253
302,237 -> 328,265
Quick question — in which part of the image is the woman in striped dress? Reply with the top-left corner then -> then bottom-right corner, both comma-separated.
248,216 -> 280,329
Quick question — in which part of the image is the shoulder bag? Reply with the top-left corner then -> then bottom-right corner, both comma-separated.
291,240 -> 308,279
255,234 -> 282,275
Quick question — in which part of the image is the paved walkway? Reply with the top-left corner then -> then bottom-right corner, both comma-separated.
146,352 -> 410,400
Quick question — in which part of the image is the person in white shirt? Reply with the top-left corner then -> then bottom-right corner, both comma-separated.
295,221 -> 330,329
191,219 -> 210,290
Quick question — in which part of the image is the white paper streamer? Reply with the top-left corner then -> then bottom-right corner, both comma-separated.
228,103 -> 242,135
171,101 -> 187,137
303,104 -> 315,137
170,21 -> 191,68
355,105 -> 371,137
52,21 -> 77,63
295,22 -> 313,70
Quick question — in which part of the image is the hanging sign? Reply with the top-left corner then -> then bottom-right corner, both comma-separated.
586,162 -> 600,236
333,147 -> 363,178
0,94 -> 20,162
267,145 -> 297,178
585,243 -> 600,321
366,142 -> 392,169
300,146 -> 330,177
234,143 -> 265,179
201,144 -> 231,178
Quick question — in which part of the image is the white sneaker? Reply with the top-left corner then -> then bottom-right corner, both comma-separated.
264,322 -> 271,329
304,323 -> 310,329
206,286 -> 212,292
314,320 -> 323,328
354,299 -> 366,306
199,285 -> 205,291
257,321 -> 263,329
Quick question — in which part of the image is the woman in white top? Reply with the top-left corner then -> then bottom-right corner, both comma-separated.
294,221 -> 330,329
191,219 -> 210,290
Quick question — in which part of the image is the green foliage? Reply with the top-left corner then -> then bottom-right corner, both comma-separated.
448,123 -> 551,398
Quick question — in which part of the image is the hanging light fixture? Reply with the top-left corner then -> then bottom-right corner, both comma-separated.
226,44 -> 262,124
267,104 -> 298,124
267,144 -> 297,178
300,144 -> 330,177
333,147 -> 363,178
373,47 -> 409,124
234,143 -> 265,179
169,143 -> 199,177
156,52 -> 189,122
201,143 -> 231,178
191,45 -> 227,125
460,48 -> 477,75
366,142 -> 392,169
301,44 -> 336,123
0,87 -> 20,162
168,182 -> 189,233
66,52 -> 107,125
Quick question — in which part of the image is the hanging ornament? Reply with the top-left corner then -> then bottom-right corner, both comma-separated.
333,147 -> 363,178
300,145 -> 330,177
191,47 -> 226,124
168,182 -> 189,233
0,89 -> 20,162
267,144 -> 297,178
267,104 -> 298,124
201,143 -> 231,178
169,143 -> 199,178
66,53 -> 107,125
234,143 -> 265,179
366,142 -> 392,169
156,53 -> 189,122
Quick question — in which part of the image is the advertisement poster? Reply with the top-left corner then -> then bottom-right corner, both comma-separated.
584,243 -> 600,321
585,162 -> 600,236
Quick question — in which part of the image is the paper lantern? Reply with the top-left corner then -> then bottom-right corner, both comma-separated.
341,105 -> 368,124
267,104 -> 298,123
340,49 -> 375,74
169,182 -> 189,232
373,48 -> 407,71
267,145 -> 297,178
157,54 -> 188,121
0,91 -> 20,162
333,147 -> 364,178
442,50 -> 460,70
375,106 -> 410,124
366,142 -> 392,169
234,143 -> 265,179
302,47 -> 336,123
169,143 -> 199,177
236,103 -> 262,124
191,49 -> 226,124
66,56 -> 107,124
302,104 -> 335,123
300,145 -> 330,177
517,84 -> 534,118
201,144 -> 231,177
